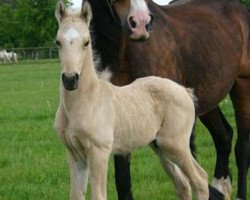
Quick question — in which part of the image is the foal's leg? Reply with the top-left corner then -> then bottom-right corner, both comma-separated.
114,154 -> 133,200
200,107 -> 233,200
156,133 -> 209,199
150,143 -> 192,200
230,78 -> 250,200
68,151 -> 89,200
88,145 -> 111,200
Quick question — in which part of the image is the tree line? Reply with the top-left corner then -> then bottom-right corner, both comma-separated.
0,0 -> 250,49
0,0 -> 58,49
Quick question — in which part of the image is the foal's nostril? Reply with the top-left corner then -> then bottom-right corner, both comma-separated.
62,73 -> 79,90
73,73 -> 79,82
128,16 -> 136,29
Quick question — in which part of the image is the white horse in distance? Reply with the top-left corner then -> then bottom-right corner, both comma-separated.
0,50 -> 17,63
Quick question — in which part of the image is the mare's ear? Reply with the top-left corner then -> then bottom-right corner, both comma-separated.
55,0 -> 65,23
81,1 -> 92,26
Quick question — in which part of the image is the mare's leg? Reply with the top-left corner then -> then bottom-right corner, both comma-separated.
114,155 -> 133,200
88,145 -> 110,200
200,107 -> 233,200
150,143 -> 192,200
230,78 -> 250,200
68,151 -> 89,200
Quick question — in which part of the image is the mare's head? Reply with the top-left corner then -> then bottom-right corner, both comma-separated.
55,0 -> 92,91
110,0 -> 154,41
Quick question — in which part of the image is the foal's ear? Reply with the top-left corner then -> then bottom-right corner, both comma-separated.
81,1 -> 92,26
55,0 -> 65,23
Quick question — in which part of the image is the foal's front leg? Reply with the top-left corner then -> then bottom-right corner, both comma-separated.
68,151 -> 89,200
88,145 -> 111,200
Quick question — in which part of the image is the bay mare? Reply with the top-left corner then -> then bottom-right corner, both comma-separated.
54,1 -> 212,199
89,0 -> 250,199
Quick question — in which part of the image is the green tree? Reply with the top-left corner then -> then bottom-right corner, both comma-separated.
0,0 -> 58,48
241,0 -> 250,6
0,0 -> 250,48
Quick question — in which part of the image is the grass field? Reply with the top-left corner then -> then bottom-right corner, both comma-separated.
0,60 -> 248,200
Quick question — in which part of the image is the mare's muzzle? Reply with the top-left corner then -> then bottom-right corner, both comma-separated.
126,11 -> 155,41
62,73 -> 79,91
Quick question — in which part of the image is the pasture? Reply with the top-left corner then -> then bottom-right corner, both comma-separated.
0,60 -> 248,199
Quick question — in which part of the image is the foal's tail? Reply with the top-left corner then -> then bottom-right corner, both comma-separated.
186,88 -> 198,108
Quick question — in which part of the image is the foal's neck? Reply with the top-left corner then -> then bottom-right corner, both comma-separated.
79,47 -> 99,91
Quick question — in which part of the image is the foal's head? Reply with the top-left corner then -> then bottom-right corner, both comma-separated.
55,0 -> 92,91
112,0 -> 154,41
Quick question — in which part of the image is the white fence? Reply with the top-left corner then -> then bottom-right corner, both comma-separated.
7,47 -> 58,60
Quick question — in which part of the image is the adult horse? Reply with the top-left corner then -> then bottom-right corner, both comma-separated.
89,0 -> 250,199
0,50 -> 17,63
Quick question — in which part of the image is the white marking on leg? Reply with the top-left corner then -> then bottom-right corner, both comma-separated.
212,177 -> 232,200
63,27 -> 80,41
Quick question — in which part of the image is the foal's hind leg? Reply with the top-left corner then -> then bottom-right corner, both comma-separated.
156,133 -> 209,199
150,143 -> 192,200
230,78 -> 250,200
200,107 -> 233,200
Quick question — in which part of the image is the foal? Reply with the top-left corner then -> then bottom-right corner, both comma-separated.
54,1 -> 209,199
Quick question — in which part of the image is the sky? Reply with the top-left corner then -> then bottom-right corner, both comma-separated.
69,0 -> 171,9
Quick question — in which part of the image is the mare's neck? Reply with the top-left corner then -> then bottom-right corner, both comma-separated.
89,0 -> 121,68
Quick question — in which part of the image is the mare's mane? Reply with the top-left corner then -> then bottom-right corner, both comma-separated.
89,0 -> 122,71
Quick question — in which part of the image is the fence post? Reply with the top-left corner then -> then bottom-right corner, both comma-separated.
6,47 -> 58,61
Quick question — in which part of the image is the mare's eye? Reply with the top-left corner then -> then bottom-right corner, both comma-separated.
55,40 -> 61,47
84,40 -> 90,47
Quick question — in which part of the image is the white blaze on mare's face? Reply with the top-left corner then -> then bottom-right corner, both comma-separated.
152,0 -> 171,5
130,0 -> 148,11
63,27 -> 80,41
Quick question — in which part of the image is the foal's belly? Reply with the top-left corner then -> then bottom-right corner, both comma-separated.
111,106 -> 161,155
112,123 -> 159,155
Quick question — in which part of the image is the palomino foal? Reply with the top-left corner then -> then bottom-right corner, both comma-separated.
54,1 -> 209,199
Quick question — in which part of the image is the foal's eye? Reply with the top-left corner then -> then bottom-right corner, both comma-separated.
55,40 -> 61,47
84,41 -> 90,47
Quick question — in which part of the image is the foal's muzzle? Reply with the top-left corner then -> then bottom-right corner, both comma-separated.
62,73 -> 79,91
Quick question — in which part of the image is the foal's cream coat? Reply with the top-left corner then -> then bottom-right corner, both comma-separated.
54,1 -> 209,200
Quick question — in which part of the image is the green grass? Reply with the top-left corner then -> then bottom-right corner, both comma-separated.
0,60 -> 248,200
